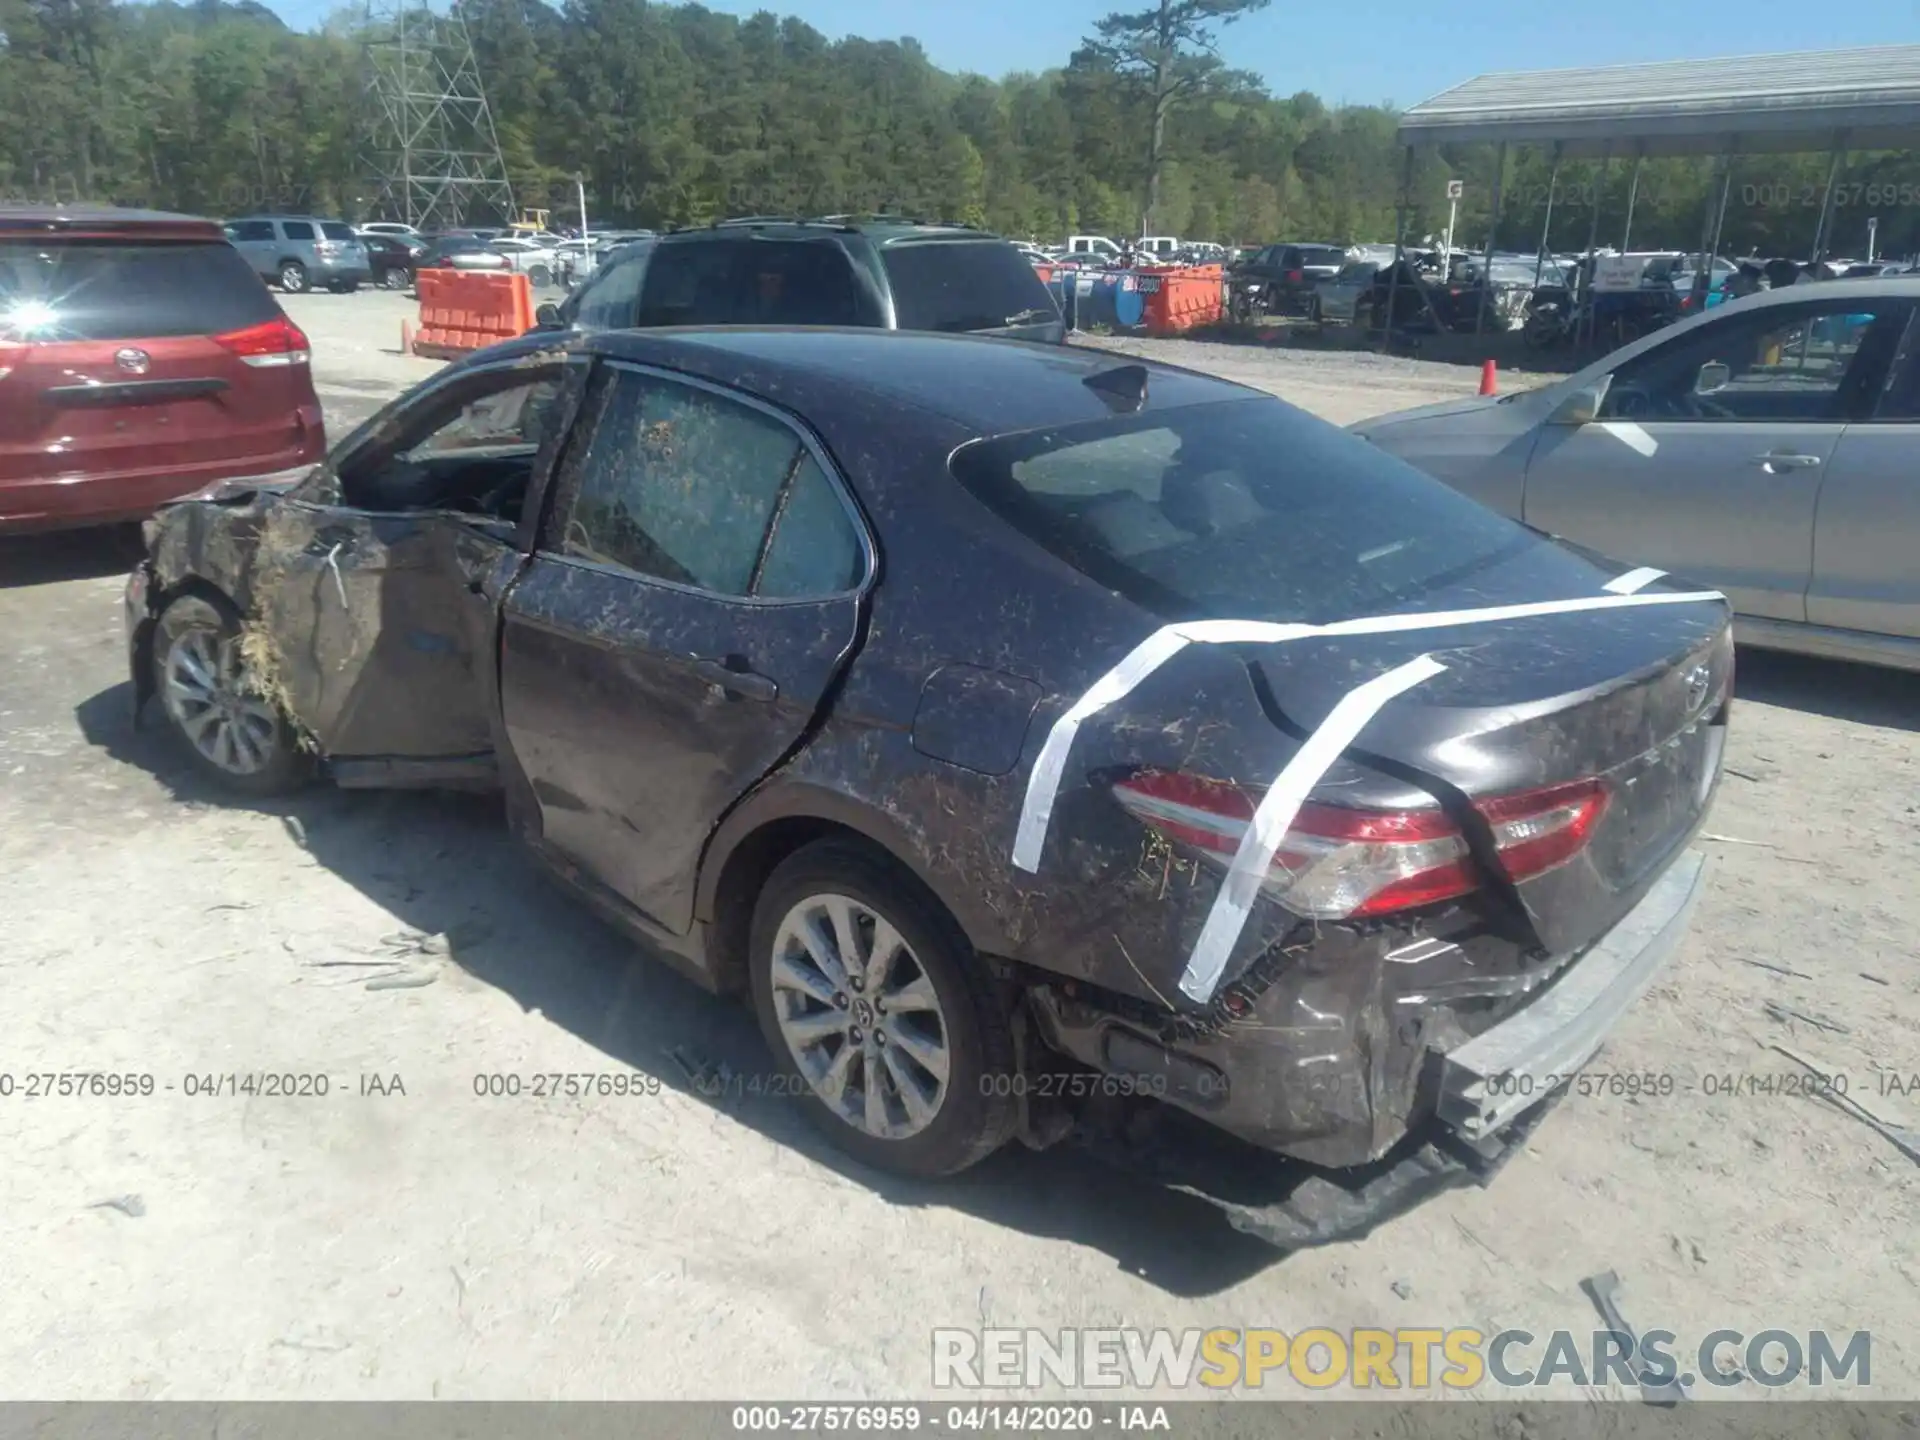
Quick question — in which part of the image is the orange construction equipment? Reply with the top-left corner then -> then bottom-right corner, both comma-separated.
1479,358 -> 1498,396
411,269 -> 536,360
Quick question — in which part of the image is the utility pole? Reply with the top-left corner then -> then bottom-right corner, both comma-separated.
1443,178 -> 1462,264
362,0 -> 514,230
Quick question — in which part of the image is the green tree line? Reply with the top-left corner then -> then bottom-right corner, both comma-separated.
3,0 -> 1917,258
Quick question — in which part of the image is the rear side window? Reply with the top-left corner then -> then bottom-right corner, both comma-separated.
0,239 -> 280,341
280,221 -> 315,241
555,370 -> 799,594
554,368 -> 862,597
949,397 -> 1535,625
636,239 -> 863,327
321,223 -> 356,241
756,455 -> 863,598
883,241 -> 1057,332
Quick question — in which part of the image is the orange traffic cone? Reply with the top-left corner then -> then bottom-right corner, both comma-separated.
1479,359 -> 1498,396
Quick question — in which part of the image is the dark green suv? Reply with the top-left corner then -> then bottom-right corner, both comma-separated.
536,216 -> 1064,344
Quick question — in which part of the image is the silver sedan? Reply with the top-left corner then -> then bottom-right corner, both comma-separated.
1351,277 -> 1920,672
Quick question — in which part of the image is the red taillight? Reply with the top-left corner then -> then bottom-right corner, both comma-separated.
1286,269 -> 1303,283
1111,771 -> 1609,921
213,315 -> 310,368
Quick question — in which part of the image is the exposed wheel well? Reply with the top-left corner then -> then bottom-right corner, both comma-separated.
704,817 -> 967,997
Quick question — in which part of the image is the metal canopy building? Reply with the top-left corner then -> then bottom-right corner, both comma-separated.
1397,44 -> 1920,157
1379,44 -> 1920,340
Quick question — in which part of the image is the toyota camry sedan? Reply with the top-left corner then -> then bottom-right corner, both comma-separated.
124,327 -> 1731,1246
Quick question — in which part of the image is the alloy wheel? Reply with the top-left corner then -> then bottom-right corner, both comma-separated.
769,892 -> 951,1140
161,627 -> 281,777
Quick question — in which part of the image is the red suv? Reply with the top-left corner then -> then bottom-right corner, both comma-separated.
0,205 -> 325,532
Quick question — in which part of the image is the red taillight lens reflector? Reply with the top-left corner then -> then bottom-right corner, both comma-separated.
1112,771 -> 1608,921
212,315 -> 310,368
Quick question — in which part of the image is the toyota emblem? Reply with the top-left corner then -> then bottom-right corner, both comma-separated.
114,348 -> 151,375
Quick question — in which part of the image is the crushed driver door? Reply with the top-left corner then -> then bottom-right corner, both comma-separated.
251,354 -> 568,783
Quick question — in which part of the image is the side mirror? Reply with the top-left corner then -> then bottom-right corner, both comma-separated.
1694,360 -> 1731,395
534,302 -> 562,328
1547,377 -> 1611,426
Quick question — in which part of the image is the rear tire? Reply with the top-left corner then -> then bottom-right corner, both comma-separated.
383,267 -> 411,291
528,263 -> 552,288
279,261 -> 309,294
748,840 -> 1018,1178
153,593 -> 309,797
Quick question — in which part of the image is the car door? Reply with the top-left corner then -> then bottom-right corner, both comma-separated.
252,355 -> 569,781
1521,295 -> 1912,622
1807,308 -> 1920,639
499,359 -> 870,934
225,220 -> 276,279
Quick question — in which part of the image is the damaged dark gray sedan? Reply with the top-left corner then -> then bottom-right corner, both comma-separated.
124,327 -> 1732,1246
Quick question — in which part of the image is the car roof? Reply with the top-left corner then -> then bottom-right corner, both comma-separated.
1701,274 -> 1920,307
660,217 -> 1005,248
581,327 -> 1261,435
0,203 -> 222,240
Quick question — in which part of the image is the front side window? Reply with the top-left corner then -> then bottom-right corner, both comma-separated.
552,369 -> 861,598
572,247 -> 650,329
1599,301 -> 1911,423
227,220 -> 275,243
406,377 -> 563,460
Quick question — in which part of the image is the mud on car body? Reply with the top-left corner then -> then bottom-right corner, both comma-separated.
125,326 -> 1731,1246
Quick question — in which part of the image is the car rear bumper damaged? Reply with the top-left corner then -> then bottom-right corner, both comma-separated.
1029,847 -> 1711,1172
1438,846 -> 1710,1140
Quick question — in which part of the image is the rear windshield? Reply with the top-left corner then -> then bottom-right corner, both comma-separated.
321,222 -> 356,241
636,238 -> 866,326
1295,247 -> 1347,268
883,241 -> 1057,332
0,239 -> 279,341
949,397 -> 1534,624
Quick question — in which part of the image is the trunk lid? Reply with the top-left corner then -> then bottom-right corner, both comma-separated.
1242,588 -> 1731,956
0,236 -> 313,485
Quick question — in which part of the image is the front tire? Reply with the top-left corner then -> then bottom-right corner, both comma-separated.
528,263 -> 552,288
383,267 -> 411,291
153,593 -> 308,796
279,261 -> 309,294
748,841 -> 1018,1177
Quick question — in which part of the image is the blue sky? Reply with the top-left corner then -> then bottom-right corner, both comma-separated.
272,0 -> 1916,109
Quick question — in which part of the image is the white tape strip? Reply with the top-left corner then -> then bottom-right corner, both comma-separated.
1179,654 -> 1449,1003
1012,579 -> 1723,874
1603,567 -> 1667,595
1010,625 -> 1196,872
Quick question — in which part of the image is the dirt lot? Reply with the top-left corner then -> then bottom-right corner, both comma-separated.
1,292 -> 1915,1401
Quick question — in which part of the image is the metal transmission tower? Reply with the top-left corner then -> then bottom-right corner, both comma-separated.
362,0 -> 515,230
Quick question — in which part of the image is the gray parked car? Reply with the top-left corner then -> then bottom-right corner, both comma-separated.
1351,277 -> 1920,672
224,216 -> 372,294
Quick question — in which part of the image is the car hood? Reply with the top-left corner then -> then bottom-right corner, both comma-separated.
165,467 -> 316,509
1353,392 -> 1515,431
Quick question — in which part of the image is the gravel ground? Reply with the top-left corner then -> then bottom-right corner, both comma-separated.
0,296 -> 1914,1402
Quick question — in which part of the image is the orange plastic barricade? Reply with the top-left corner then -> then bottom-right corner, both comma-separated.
411,269 -> 536,359
1140,264 -> 1223,336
